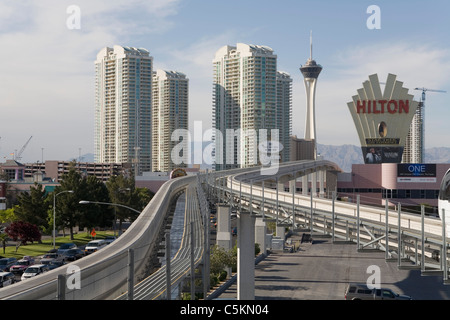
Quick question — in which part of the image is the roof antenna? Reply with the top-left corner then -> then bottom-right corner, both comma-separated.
310,30 -> 313,60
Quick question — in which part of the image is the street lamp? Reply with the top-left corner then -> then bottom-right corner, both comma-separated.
79,200 -> 141,236
53,190 -> 74,249
79,200 -> 140,214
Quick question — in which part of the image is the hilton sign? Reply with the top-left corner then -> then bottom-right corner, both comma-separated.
356,99 -> 410,114
347,73 -> 420,164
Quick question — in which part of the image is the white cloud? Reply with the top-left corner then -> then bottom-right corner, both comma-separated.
0,0 -> 182,162
309,41 -> 450,148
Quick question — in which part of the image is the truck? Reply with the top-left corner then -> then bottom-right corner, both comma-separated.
344,283 -> 412,300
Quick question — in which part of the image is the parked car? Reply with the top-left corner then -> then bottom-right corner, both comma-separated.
0,257 -> 17,272
39,253 -> 62,266
344,283 -> 412,300
104,236 -> 116,245
84,240 -> 107,255
41,253 -> 61,260
21,264 -> 49,281
57,243 -> 77,255
62,248 -> 85,261
0,272 -> 15,288
48,259 -> 66,270
10,256 -> 35,275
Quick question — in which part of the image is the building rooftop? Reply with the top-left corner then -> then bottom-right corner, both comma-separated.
1,160 -> 24,167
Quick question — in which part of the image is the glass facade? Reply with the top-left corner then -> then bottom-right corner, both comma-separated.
95,46 -> 153,175
212,44 -> 291,171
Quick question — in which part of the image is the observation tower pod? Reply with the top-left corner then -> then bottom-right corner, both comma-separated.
300,31 -> 322,160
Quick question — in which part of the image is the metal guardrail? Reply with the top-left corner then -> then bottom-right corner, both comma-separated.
2,159 -> 448,300
206,164 -> 450,282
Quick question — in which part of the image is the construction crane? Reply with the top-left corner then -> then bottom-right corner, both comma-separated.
415,87 -> 447,102
413,87 -> 446,162
15,136 -> 33,162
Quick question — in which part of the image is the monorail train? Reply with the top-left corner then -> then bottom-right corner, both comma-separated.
438,168 -> 450,236
170,168 -> 187,179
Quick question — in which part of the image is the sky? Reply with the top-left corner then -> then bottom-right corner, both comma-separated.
0,0 -> 449,164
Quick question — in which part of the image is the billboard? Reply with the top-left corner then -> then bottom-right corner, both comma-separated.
347,73 -> 420,164
363,146 -> 404,164
397,164 -> 437,183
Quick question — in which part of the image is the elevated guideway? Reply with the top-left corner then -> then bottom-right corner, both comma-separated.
0,175 -> 199,300
1,159 -> 449,300
116,182 -> 206,300
205,160 -> 450,282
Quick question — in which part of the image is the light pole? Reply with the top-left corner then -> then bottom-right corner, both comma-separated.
53,190 -> 74,249
79,200 -> 141,236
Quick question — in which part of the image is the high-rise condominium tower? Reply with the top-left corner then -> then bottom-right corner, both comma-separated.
300,33 -> 322,159
402,102 -> 424,164
95,46 -> 153,175
276,71 -> 292,163
152,70 -> 189,172
213,43 -> 289,171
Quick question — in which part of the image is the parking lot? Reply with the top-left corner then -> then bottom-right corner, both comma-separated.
0,236 -> 116,285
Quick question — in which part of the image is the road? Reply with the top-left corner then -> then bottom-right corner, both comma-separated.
216,231 -> 450,300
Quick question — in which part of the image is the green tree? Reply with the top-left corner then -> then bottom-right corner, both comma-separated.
0,206 -> 18,223
15,183 -> 50,230
53,164 -> 118,240
78,175 -> 113,231
210,245 -> 236,279
53,165 -> 85,240
106,175 -> 153,232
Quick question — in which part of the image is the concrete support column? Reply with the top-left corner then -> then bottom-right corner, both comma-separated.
319,170 -> 325,198
289,179 -> 296,193
255,217 -> 267,256
237,212 -> 256,300
311,172 -> 317,197
302,175 -> 308,195
216,205 -> 231,250
277,182 -> 285,193
276,225 -> 285,240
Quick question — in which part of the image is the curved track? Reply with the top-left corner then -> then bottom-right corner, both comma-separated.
0,175 -> 195,300
116,182 -> 205,300
1,159 -> 447,299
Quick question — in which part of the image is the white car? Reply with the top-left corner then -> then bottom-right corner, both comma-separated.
84,240 -> 107,255
0,272 -> 15,287
21,264 -> 49,281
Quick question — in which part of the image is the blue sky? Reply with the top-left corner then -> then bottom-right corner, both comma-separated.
0,0 -> 449,163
